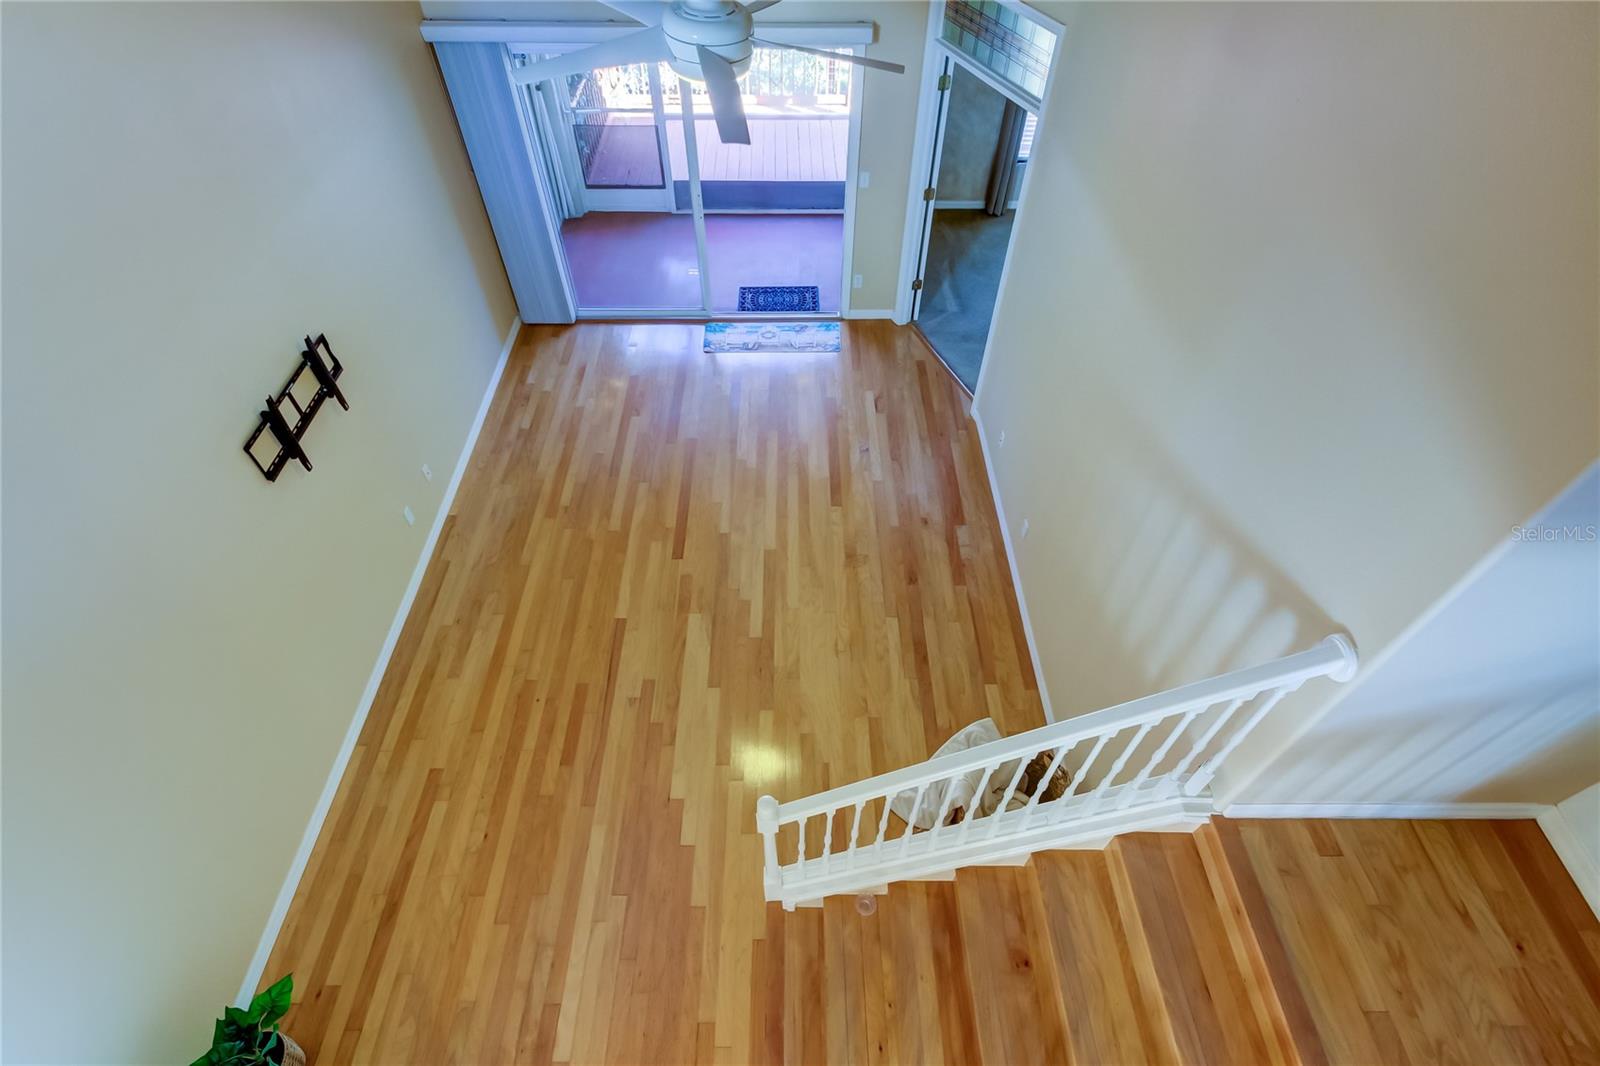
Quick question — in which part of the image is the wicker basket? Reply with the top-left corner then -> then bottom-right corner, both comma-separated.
280,1034 -> 307,1066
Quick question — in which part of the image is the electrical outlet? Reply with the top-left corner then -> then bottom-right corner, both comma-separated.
421,463 -> 433,482
403,505 -> 416,527
853,274 -> 863,290
1020,518 -> 1030,539
858,170 -> 870,189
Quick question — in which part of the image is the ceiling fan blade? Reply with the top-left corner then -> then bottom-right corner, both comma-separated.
744,0 -> 783,12
697,46 -> 752,145
754,38 -> 906,74
508,27 -> 671,86
596,1 -> 666,25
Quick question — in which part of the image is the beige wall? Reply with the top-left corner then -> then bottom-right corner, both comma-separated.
936,64 -> 1007,203
0,3 -> 515,1062
979,2 -> 1598,792
420,0 -> 931,312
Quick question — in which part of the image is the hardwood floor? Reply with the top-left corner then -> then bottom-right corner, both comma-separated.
262,323 -> 1600,1065
262,322 -> 1045,1063
1221,818 -> 1600,1066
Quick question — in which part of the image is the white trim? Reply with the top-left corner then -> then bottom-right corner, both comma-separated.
965,45 -> 1058,406
1222,802 -> 1553,820
235,317 -> 521,1008
838,53 -> 864,318
1538,804 -> 1600,919
893,12 -> 952,326
843,308 -> 896,320
895,10 -> 1062,376
423,19 -> 875,46
970,407 -> 1055,723
1217,457 -> 1600,808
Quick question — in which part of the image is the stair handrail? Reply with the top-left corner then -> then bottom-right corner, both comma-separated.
755,634 -> 1357,908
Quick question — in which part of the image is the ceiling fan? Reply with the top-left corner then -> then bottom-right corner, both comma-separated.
507,0 -> 905,146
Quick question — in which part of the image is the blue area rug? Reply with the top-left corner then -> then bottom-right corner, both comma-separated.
737,286 -> 820,313
704,321 -> 841,353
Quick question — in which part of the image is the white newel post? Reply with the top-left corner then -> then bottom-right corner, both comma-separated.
756,795 -> 782,899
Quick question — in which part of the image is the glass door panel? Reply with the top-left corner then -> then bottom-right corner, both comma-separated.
554,63 -> 700,309
679,50 -> 846,314
561,63 -> 673,211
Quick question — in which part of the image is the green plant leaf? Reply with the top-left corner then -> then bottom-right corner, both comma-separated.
255,973 -> 294,1028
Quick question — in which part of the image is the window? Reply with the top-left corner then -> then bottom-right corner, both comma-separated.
1017,111 -> 1038,162
940,0 -> 1056,104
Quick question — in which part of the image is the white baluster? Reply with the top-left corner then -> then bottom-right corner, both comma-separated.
927,774 -> 965,847
1184,685 -> 1297,796
1079,722 -> 1154,819
1016,742 -> 1075,833
1118,707 -> 1204,808
873,794 -> 894,858
954,765 -> 999,845
1159,697 -> 1245,798
846,802 -> 864,870
899,784 -> 928,857
797,816 -> 807,877
1050,732 -> 1113,824
821,806 -> 834,875
969,760 -> 1022,844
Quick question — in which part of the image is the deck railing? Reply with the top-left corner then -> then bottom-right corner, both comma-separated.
755,635 -> 1358,909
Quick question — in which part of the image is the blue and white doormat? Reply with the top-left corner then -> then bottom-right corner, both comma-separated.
737,285 -> 820,312
704,321 -> 841,353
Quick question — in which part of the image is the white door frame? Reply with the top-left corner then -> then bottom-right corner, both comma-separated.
493,24 -> 871,319
893,1 -> 1065,403
534,56 -> 675,212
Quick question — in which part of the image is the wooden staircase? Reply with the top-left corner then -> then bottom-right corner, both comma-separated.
753,817 -> 1600,1066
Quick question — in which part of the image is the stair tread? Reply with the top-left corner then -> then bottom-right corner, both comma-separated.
1031,849 -> 1178,1065
953,866 -> 1073,1066
761,882 -> 981,1065
1110,833 -> 1280,1066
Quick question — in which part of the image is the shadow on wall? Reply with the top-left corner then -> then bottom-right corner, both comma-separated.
1269,680 -> 1600,804
1025,383 -> 1342,721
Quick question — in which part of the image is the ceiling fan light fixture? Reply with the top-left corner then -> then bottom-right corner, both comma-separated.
662,0 -> 754,84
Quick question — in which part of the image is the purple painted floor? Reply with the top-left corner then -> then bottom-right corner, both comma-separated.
560,213 -> 843,313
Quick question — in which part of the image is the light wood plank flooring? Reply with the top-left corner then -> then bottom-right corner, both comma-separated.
263,323 -> 1600,1064
263,322 -> 1044,1063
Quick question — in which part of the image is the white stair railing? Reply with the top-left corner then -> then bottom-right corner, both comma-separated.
755,634 -> 1357,909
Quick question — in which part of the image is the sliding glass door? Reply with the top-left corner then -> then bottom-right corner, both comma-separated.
517,45 -> 854,317
676,49 -> 847,314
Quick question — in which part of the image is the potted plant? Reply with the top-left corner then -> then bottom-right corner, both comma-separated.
191,974 -> 304,1066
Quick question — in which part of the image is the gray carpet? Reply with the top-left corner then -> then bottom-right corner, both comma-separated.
917,209 -> 1016,392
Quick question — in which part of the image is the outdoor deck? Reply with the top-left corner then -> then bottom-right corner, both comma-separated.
582,116 -> 847,186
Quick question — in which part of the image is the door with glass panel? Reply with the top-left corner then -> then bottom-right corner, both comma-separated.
554,62 -> 674,212
520,45 -> 853,314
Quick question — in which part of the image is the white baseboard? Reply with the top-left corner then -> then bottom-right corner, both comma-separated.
969,408 -> 1055,723
1538,805 -> 1600,919
234,316 -> 521,1007
843,308 -> 897,320
1222,801 -> 1552,820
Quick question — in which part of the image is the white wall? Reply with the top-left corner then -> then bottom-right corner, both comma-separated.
1544,782 -> 1600,916
1235,464 -> 1599,806
420,0 -> 932,312
973,2 -> 1597,798
1,3 -> 515,1062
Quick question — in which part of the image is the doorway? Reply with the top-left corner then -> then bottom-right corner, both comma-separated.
517,45 -> 859,317
904,1 -> 1061,395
